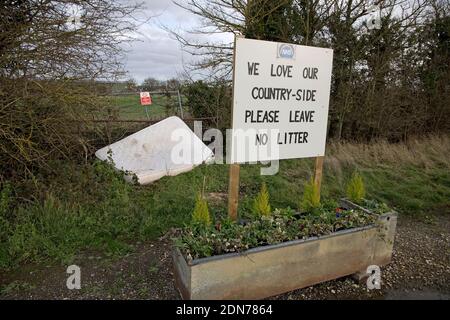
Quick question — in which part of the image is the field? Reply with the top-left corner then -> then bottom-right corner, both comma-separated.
102,94 -> 185,120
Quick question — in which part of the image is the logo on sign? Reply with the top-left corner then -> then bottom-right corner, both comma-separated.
278,44 -> 295,59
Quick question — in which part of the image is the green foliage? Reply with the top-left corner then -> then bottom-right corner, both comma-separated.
0,189 -> 139,269
0,281 -> 35,295
0,182 -> 11,216
176,206 -> 377,260
192,193 -> 211,227
183,81 -> 231,130
1,139 -> 449,270
346,171 -> 366,204
361,199 -> 390,214
0,182 -> 12,264
300,178 -> 321,212
245,0 -> 295,42
252,182 -> 271,217
0,160 -> 180,270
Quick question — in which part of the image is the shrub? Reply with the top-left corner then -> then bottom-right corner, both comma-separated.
192,193 -> 211,227
346,171 -> 366,204
252,182 -> 271,217
0,183 -> 12,258
183,80 -> 231,130
0,182 -> 11,217
300,178 -> 320,212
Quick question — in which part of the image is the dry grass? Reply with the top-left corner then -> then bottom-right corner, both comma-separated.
319,135 -> 450,216
325,135 -> 450,171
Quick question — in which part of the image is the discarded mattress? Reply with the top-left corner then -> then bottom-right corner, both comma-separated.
95,116 -> 213,185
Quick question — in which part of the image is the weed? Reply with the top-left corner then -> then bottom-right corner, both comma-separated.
0,281 -> 35,296
148,262 -> 159,274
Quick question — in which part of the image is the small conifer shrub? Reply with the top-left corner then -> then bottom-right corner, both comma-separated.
346,171 -> 366,204
300,178 -> 321,212
192,192 -> 211,227
252,182 -> 271,217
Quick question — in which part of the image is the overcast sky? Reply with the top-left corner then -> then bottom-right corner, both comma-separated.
120,0 -> 233,83
119,1 -> 384,83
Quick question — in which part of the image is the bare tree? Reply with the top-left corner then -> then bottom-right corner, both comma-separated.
172,0 -> 306,79
0,0 -> 144,181
176,0 -> 448,141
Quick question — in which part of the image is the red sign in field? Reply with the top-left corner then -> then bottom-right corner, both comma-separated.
140,92 -> 152,105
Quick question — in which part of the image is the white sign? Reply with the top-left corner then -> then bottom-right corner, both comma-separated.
230,37 -> 333,163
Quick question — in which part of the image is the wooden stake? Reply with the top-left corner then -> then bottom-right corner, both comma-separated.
228,164 -> 240,221
314,156 -> 324,200
227,34 -> 242,221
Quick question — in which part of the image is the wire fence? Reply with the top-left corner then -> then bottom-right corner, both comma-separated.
73,90 -> 218,146
103,90 -> 185,120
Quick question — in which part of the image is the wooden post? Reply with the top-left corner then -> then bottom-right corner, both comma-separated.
228,164 -> 240,220
227,34 -> 242,221
314,156 -> 324,200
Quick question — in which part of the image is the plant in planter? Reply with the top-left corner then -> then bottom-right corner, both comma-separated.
343,171 -> 391,215
300,178 -> 320,212
346,170 -> 366,204
192,192 -> 211,227
252,182 -> 271,217
172,179 -> 397,300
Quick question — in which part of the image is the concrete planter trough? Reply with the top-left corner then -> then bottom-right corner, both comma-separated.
172,200 -> 397,300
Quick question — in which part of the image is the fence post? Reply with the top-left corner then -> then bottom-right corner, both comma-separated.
314,156 -> 324,200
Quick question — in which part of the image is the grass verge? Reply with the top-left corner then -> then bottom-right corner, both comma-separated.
0,135 -> 449,270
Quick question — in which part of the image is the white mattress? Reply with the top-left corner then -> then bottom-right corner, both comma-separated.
95,116 -> 214,185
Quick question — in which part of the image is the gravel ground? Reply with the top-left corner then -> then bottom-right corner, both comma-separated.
275,213 -> 450,300
0,214 -> 449,300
